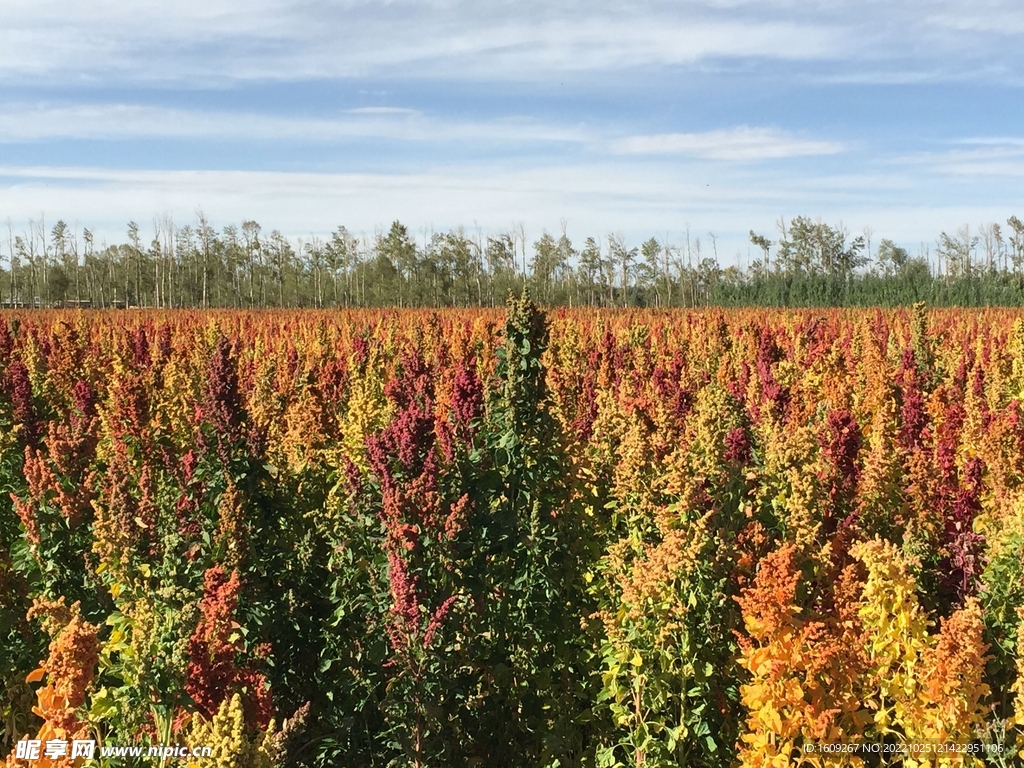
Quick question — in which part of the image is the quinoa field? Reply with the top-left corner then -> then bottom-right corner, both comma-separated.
2,299 -> 1023,767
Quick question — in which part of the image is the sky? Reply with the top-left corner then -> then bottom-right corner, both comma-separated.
2,0 -> 1023,264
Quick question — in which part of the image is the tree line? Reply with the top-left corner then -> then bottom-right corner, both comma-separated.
4,214 -> 1024,309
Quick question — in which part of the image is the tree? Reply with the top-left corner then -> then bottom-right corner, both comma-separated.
422,232 -> 454,307
176,225 -> 197,306
485,233 -> 517,307
445,229 -> 482,307
155,214 -> 175,308
303,237 -> 326,308
640,237 -> 662,307
577,237 -> 602,307
749,231 -> 772,275
326,226 -> 360,307
775,217 -> 817,275
774,217 -> 865,282
221,224 -> 244,308
377,221 -> 419,307
554,227 -> 576,306
197,210 -> 215,308
979,223 -> 1003,274
50,220 -> 76,303
33,217 -> 49,305
530,232 -> 566,305
126,220 -> 142,307
241,220 -> 262,308
1007,216 -> 1024,278
695,257 -> 722,306
266,230 -> 295,307
607,234 -> 637,307
937,226 -> 978,280
834,232 -> 867,279
82,228 -> 96,306
876,239 -> 909,277
367,240 -> 400,306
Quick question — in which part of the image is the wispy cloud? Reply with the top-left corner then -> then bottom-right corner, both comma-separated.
610,127 -> 846,160
0,103 -> 586,145
0,1 -> 841,83
896,138 -> 1024,177
347,107 -> 420,115
951,136 -> 1024,147
925,10 -> 1024,36
5,0 -> 1024,85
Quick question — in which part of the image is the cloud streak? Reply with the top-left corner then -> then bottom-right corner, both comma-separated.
0,102 -> 587,145
610,127 -> 847,160
4,0 -> 1024,85
0,104 -> 850,167
0,0 -> 870,84
896,139 -> 1024,177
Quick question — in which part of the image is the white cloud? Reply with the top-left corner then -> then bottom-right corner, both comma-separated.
0,103 -> 586,144
0,1 -> 841,83
610,127 -> 846,160
347,107 -> 420,115
951,136 -> 1024,147
925,9 -> 1024,36
0,105 -> 852,167
896,139 -> 1024,177
3,0 -> 1023,85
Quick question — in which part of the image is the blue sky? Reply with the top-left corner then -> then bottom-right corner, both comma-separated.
2,0 -> 1023,264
